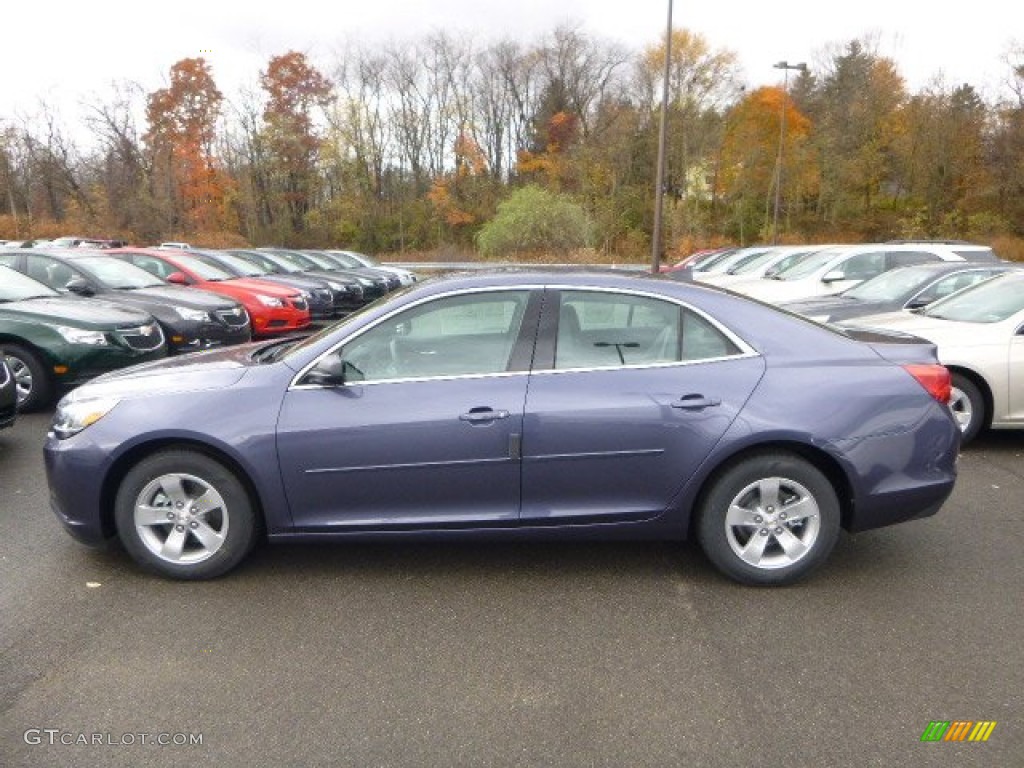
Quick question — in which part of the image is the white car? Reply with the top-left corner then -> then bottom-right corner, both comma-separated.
727,243 -> 975,303
329,250 -> 418,286
699,245 -> 826,287
839,270 -> 1024,444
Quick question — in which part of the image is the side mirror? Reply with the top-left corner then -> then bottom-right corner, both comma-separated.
65,277 -> 96,297
821,270 -> 845,284
303,355 -> 363,386
166,271 -> 189,286
905,297 -> 931,310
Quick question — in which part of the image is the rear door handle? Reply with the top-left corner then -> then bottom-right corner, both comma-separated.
460,407 -> 510,423
672,394 -> 721,410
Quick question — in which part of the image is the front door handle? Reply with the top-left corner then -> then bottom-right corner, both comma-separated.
671,394 -> 721,410
460,407 -> 510,423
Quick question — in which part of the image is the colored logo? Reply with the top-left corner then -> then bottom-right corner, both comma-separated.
920,721 -> 997,742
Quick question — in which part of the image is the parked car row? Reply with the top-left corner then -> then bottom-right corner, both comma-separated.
662,241 -> 1022,445
0,244 -> 414,412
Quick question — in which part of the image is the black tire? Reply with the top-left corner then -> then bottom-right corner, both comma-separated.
4,345 -> 52,412
114,449 -> 259,580
696,453 -> 841,586
949,373 -> 985,446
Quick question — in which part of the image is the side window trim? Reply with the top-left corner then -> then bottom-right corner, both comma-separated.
290,287 -> 543,388
535,287 -> 753,374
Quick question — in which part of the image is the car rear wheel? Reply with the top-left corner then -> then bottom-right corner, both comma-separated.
115,450 -> 259,580
4,345 -> 52,412
949,373 -> 985,446
697,453 -> 840,586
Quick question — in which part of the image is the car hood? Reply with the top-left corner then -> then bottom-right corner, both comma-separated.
0,296 -> 152,327
780,295 -> 888,321
67,343 -> 259,400
111,285 -> 238,311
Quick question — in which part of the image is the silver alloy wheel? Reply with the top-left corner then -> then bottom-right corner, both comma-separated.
948,386 -> 973,433
7,355 -> 33,404
724,477 -> 821,569
133,472 -> 230,564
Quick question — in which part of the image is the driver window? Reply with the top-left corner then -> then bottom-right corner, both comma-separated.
837,252 -> 885,281
339,291 -> 530,382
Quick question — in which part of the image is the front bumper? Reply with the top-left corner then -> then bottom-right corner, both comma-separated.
165,316 -> 253,354
45,431 -> 113,545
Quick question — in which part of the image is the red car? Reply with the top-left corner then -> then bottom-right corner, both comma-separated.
110,248 -> 311,337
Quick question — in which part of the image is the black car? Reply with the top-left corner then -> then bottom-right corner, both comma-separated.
191,249 -> 355,319
0,250 -> 252,354
0,353 -> 16,428
779,262 -> 1017,324
302,250 -> 403,292
229,248 -> 386,305
257,248 -> 394,301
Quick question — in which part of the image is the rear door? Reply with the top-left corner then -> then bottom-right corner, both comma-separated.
520,289 -> 765,523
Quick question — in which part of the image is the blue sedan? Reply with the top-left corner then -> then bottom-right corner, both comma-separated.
44,270 -> 959,585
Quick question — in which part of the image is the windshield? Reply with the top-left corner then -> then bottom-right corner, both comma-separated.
322,251 -> 361,268
0,266 -> 60,301
260,250 -> 309,272
843,265 -> 938,302
343,251 -> 377,267
765,250 -> 818,276
775,249 -> 847,280
76,257 -> 166,289
705,249 -> 770,274
166,253 -> 234,280
200,252 -> 267,277
694,249 -> 744,272
297,251 -> 337,270
922,275 -> 1024,323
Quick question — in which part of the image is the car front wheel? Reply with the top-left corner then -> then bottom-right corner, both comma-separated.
697,453 -> 841,586
115,450 -> 259,579
5,345 -> 52,412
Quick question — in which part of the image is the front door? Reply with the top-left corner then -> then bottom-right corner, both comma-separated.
277,289 -> 538,529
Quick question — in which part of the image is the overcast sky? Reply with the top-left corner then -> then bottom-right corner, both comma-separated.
3,1 -> 1019,126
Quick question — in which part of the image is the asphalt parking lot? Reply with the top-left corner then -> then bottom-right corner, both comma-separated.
1,411 -> 1021,767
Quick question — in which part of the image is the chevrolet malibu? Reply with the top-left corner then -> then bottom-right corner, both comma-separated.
45,271 -> 959,585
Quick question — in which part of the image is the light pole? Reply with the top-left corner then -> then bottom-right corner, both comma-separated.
771,60 -> 806,245
651,0 -> 673,274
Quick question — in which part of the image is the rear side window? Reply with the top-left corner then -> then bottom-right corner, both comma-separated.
555,291 -> 739,370
889,251 -> 938,267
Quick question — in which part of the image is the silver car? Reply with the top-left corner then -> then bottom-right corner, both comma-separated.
840,271 -> 1024,444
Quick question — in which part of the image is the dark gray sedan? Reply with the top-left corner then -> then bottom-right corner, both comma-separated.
779,262 -> 1016,324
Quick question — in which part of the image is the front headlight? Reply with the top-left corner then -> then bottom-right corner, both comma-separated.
51,396 -> 121,439
175,307 -> 211,322
256,295 -> 284,307
55,326 -> 110,346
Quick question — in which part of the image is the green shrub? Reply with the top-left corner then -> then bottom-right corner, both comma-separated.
476,186 -> 595,258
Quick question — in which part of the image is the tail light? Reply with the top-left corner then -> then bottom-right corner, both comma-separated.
903,364 -> 952,404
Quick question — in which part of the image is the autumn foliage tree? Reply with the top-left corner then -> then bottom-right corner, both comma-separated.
718,86 -> 816,239
144,58 -> 234,236
260,51 -> 334,237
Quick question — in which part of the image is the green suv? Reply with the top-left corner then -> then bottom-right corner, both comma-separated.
0,266 -> 168,411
